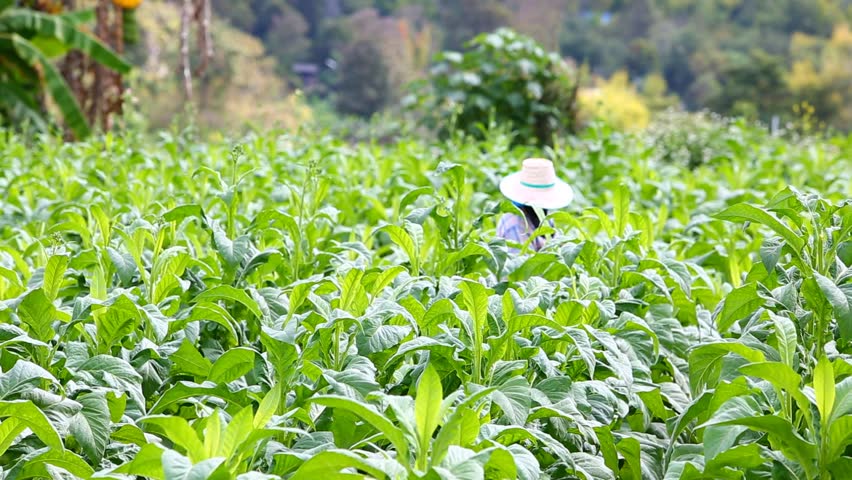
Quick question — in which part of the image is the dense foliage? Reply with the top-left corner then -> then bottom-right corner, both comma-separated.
212,0 -> 852,129
412,29 -> 578,146
1,119 -> 852,478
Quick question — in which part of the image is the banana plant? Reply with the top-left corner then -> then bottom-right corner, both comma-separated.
0,3 -> 132,138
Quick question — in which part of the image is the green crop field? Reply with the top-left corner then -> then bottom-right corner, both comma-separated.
1,120 -> 852,479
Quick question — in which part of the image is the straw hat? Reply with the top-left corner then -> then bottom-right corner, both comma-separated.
499,158 -> 573,209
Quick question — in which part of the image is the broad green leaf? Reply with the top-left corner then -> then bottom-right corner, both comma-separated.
433,387 -> 495,465
739,362 -> 811,425
572,451 -> 616,480
139,415 -> 206,462
163,204 -> 207,225
593,427 -> 619,474
815,355 -> 835,423
459,280 -> 489,333
491,376 -> 531,426
149,381 -> 248,415
0,360 -> 56,400
89,204 -> 111,245
107,247 -> 138,285
69,391 -> 110,464
688,342 -> 765,396
616,437 -> 642,480
0,418 -> 27,458
338,268 -> 368,316
101,396 -> 127,430
76,354 -> 142,381
254,386 -> 281,429
813,273 -> 852,342
482,447 -> 519,480
507,313 -> 561,334
700,396 -> 817,475
421,298 -> 456,331
42,254 -> 68,301
17,288 -> 55,343
291,450 -> 400,480
6,447 -> 94,480
171,339 -> 213,378
705,443 -> 767,473
203,409 -> 222,459
704,424 -> 748,463
760,237 -> 783,273
213,230 -> 252,270
178,303 -> 239,341
150,247 -> 190,304
770,312 -> 797,368
716,283 -> 762,332
94,294 -> 141,353
286,280 -> 316,319
310,395 -> 410,462
356,322 -> 411,355
715,203 -> 805,254
220,405 -> 254,458
826,416 -> 852,460
192,285 -> 263,318
415,364 -> 442,462
162,449 -> 226,480
379,224 -> 420,276
238,250 -> 283,282
830,377 -> 852,424
0,400 -> 62,454
208,348 -> 255,383
110,443 -> 166,479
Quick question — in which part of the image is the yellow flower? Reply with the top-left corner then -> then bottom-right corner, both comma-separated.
112,0 -> 142,9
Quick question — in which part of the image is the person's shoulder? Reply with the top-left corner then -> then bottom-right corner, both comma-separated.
498,213 -> 523,226
497,213 -> 525,240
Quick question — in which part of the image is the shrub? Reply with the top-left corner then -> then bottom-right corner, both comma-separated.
577,70 -> 650,131
336,38 -> 392,117
411,28 -> 578,146
645,110 -> 747,168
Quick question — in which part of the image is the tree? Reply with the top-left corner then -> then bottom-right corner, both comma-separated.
415,28 -> 579,145
263,5 -> 311,72
211,0 -> 255,31
439,0 -> 510,49
788,25 -> 852,130
702,49 -> 791,122
335,38 -> 390,116
507,0 -> 567,51
130,0 -> 311,130
615,0 -> 657,39
641,72 -> 680,111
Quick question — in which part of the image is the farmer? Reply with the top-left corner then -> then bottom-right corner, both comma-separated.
497,158 -> 573,251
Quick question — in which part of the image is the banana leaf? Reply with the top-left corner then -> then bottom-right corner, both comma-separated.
0,80 -> 46,130
0,33 -> 90,138
0,9 -> 132,74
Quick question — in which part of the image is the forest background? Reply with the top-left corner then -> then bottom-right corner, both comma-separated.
8,0 -> 852,134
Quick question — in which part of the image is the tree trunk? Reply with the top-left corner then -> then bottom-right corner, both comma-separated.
180,0 -> 193,102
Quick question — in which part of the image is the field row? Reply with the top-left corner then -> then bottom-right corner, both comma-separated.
1,122 -> 852,479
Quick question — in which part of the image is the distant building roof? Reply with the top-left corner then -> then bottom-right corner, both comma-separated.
293,63 -> 319,75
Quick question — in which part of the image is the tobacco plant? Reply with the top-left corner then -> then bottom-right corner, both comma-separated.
0,119 -> 851,479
